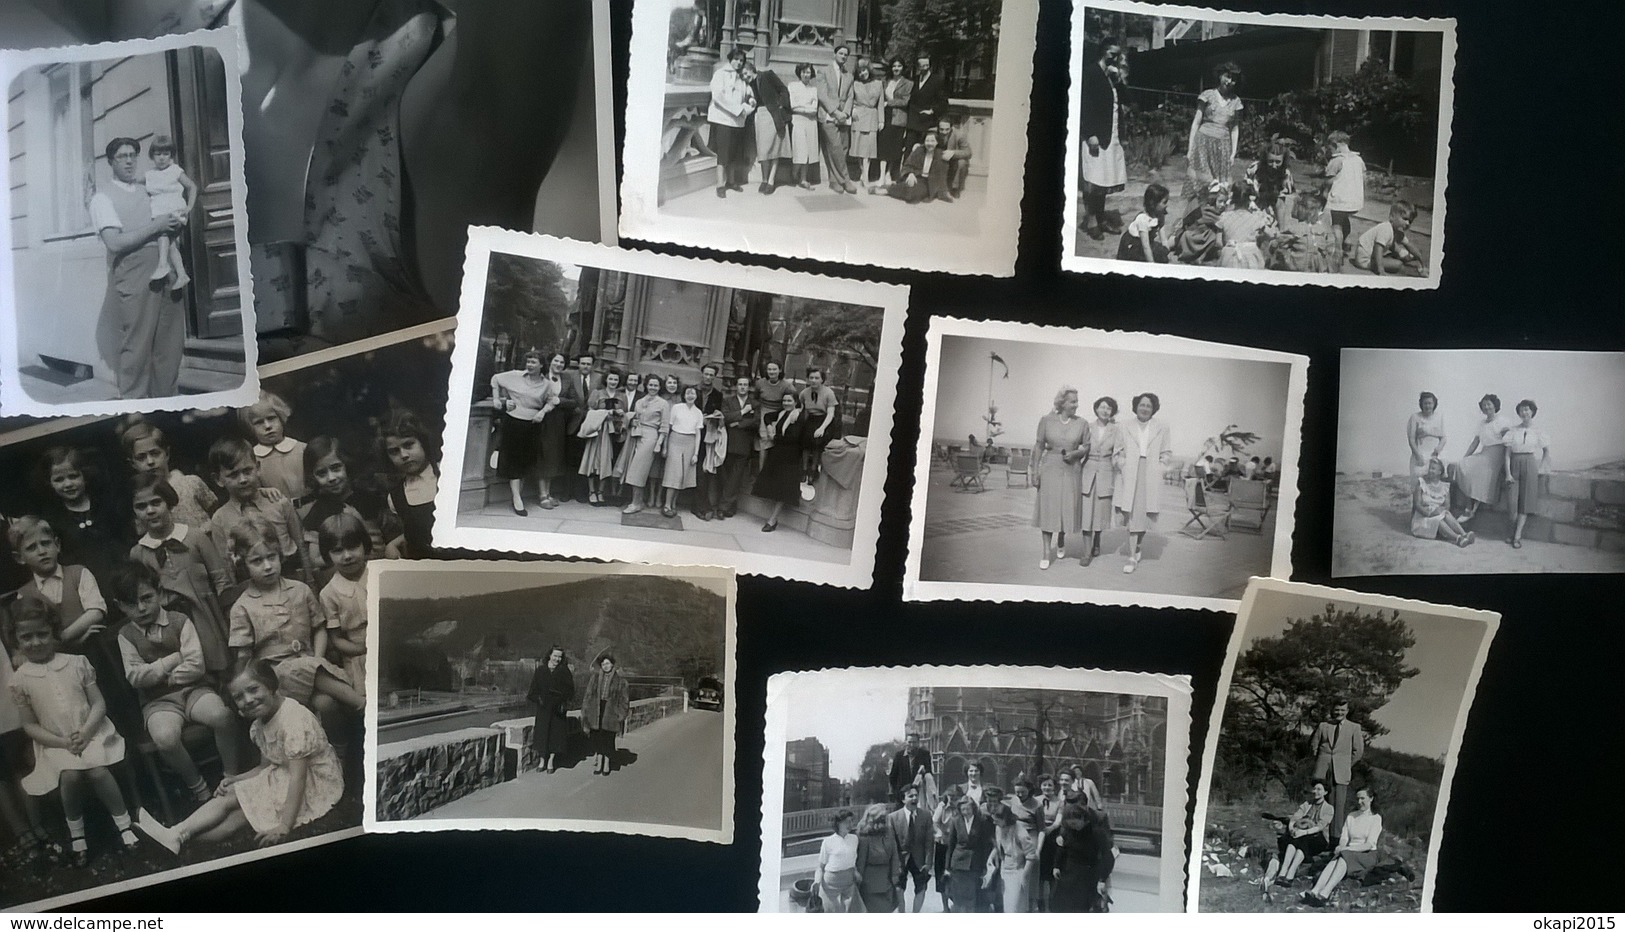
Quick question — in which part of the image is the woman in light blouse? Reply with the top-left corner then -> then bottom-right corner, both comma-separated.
1079,396 -> 1121,566
1503,399 -> 1551,549
1303,787 -> 1383,907
816,809 -> 863,912
490,349 -> 559,516
1456,394 -> 1508,523
1260,778 -> 1334,901
1113,393 -> 1172,574
618,374 -> 670,516
988,802 -> 1039,913
661,384 -> 705,519
1407,392 -> 1447,477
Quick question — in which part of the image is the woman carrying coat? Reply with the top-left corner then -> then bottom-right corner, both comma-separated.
579,653 -> 630,775
525,646 -> 573,773
1113,392 -> 1172,574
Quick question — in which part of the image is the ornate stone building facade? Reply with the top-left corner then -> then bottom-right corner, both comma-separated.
906,687 -> 1166,806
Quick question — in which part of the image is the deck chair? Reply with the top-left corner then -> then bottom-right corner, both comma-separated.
950,453 -> 987,493
1180,477 -> 1230,540
1227,478 -> 1271,532
1007,450 -> 1031,488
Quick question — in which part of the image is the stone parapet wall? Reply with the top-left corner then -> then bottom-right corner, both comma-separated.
375,727 -> 505,822
378,704 -> 684,820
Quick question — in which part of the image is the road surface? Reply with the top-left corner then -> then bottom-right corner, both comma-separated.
380,704 -> 530,743
776,851 -> 1166,912
417,710 -> 725,831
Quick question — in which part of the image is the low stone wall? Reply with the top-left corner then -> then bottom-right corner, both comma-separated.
1448,468 -> 1625,550
379,701 -> 686,818
375,727 -> 505,822
626,695 -> 685,732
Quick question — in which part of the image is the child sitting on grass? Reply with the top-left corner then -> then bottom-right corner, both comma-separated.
1114,183 -> 1173,263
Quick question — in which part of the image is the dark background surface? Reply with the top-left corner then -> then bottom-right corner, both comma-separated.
90,0 -> 1623,913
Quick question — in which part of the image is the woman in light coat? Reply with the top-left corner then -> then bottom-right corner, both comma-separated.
1112,392 -> 1172,574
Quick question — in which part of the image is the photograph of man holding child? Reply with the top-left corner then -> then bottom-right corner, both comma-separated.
0,326 -> 452,911
1063,2 -> 1453,287
1,33 -> 256,415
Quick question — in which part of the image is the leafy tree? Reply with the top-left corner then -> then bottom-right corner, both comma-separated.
853,740 -> 906,806
881,0 -> 1000,81
482,253 -> 572,361
1239,59 -> 1436,173
786,299 -> 881,369
1218,605 -> 1419,792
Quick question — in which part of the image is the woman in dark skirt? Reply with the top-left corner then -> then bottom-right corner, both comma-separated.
751,390 -> 807,532
579,653 -> 630,775
490,349 -> 559,515
1502,399 -> 1551,549
534,351 -> 572,507
525,646 -> 573,774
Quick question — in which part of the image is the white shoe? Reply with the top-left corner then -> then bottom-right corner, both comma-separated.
1056,543 -> 1067,559
135,808 -> 181,854
1123,555 -> 1141,574
1039,558 -> 1051,570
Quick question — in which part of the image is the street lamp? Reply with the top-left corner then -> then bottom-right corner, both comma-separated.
493,331 -> 512,374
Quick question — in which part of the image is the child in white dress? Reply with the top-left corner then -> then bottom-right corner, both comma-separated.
316,514 -> 370,698
144,135 -> 196,290
140,661 -> 342,852
6,596 -> 138,866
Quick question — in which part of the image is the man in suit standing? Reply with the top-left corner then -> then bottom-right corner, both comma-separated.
934,115 -> 974,198
816,44 -> 858,194
693,362 -> 727,520
907,52 -> 948,154
888,733 -> 933,802
1311,698 -> 1365,838
558,353 -> 595,502
717,375 -> 759,518
889,785 -> 935,913
942,793 -> 994,913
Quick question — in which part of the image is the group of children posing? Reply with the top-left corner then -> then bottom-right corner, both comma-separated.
1115,133 -> 1427,277
1,391 -> 440,871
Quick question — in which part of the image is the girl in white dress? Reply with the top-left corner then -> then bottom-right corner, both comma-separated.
143,661 -> 342,853
144,135 -> 197,290
6,596 -> 138,866
661,385 -> 705,518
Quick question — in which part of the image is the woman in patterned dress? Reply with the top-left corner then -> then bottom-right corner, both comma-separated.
1185,62 -> 1245,203
1033,387 -> 1089,570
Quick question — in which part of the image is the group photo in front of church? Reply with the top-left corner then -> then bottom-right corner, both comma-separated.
758,666 -> 1192,913
617,0 -> 1039,275
434,231 -> 907,589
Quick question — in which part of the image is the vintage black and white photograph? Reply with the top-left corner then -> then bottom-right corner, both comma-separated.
1189,578 -> 1497,912
618,0 -> 1038,276
363,560 -> 735,844
1062,0 -> 1455,289
758,665 -> 1191,913
905,317 -> 1306,610
435,230 -> 907,589
0,0 -> 618,365
0,28 -> 257,418
0,321 -> 453,911
1333,349 -> 1625,577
